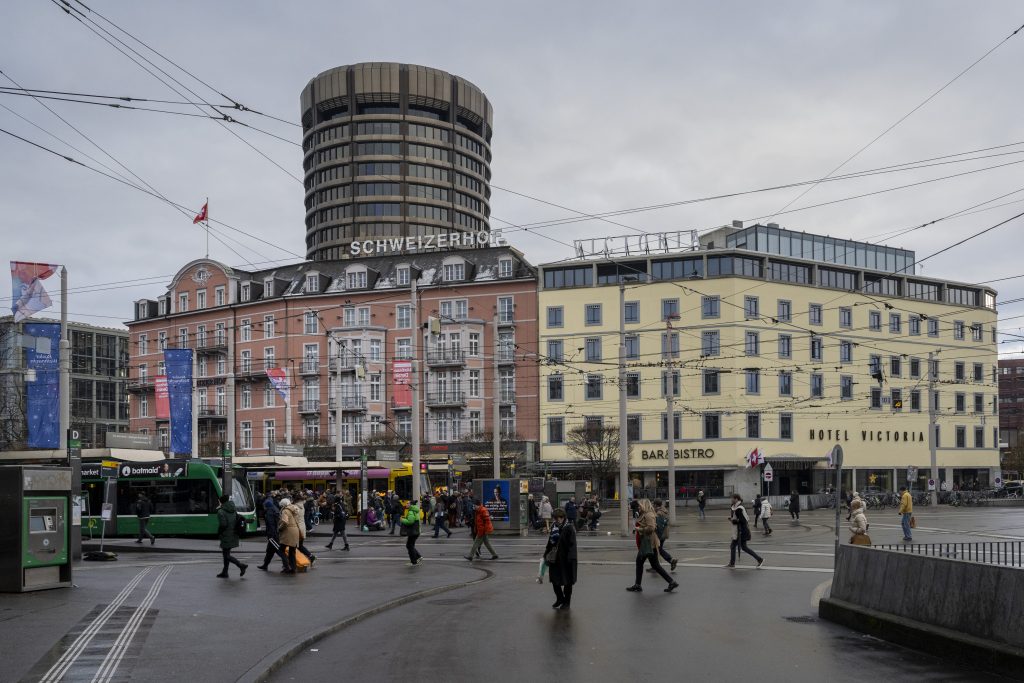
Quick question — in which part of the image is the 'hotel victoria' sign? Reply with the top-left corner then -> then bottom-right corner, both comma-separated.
809,429 -> 926,443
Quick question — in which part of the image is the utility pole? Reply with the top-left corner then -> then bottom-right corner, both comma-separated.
335,337 -> 345,485
666,314 -> 678,525
928,350 -> 938,505
58,267 -> 69,453
411,278 -> 421,501
493,312 -> 501,478
284,365 -> 292,445
190,351 -> 199,458
618,281 -> 630,537
227,318 -> 236,465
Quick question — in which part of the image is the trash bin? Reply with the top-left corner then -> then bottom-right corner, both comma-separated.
0,465 -> 73,592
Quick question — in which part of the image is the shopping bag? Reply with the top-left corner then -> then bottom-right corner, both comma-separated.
909,516 -> 917,529
295,550 -> 311,572
850,534 -> 871,546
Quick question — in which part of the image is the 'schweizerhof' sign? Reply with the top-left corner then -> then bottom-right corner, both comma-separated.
350,230 -> 506,256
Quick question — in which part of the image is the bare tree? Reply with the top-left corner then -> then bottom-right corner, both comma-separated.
462,429 -> 525,476
565,424 -> 628,497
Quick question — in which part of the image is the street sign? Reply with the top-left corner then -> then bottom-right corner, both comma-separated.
927,478 -> 936,491
907,465 -> 918,482
763,463 -> 774,482
832,445 -> 844,468
100,503 -> 113,521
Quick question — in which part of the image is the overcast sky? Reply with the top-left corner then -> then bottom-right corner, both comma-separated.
2,1 -> 1023,352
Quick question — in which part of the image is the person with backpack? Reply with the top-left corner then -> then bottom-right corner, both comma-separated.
257,494 -> 291,571
465,498 -> 499,561
400,498 -> 422,565
626,499 -> 678,593
134,493 -> 156,545
727,493 -> 764,568
696,489 -> 707,520
760,496 -> 773,536
653,500 -> 678,571
326,495 -> 349,550
216,495 -> 248,578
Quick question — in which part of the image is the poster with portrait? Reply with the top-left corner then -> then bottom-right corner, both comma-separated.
482,479 -> 510,522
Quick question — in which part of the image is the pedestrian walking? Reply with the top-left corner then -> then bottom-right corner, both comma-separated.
898,485 -> 914,542
696,489 -> 706,520
545,508 -> 577,609
401,498 -> 422,565
760,496 -> 773,536
432,496 -> 452,538
653,500 -> 678,571
539,496 -> 553,533
292,493 -> 317,565
528,494 -> 539,531
276,496 -> 301,573
726,493 -> 764,568
257,494 -> 291,571
216,495 -> 248,578
753,492 -> 763,528
626,499 -> 678,593
389,491 -> 401,535
788,491 -> 800,521
465,498 -> 499,561
565,496 -> 578,529
325,495 -> 349,550
849,498 -> 870,545
134,493 -> 156,545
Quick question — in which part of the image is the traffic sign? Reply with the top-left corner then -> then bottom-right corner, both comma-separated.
927,478 -> 936,491
763,463 -> 774,482
907,465 -> 918,482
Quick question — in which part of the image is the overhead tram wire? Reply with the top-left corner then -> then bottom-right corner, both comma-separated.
762,18 -> 1024,223
51,0 -> 302,184
0,86 -> 237,107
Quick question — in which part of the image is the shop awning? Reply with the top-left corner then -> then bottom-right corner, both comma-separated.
763,455 -> 827,468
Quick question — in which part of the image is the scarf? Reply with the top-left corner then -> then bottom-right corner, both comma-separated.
548,521 -> 562,547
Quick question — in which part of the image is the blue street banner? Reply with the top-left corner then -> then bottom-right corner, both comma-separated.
163,349 -> 193,454
25,322 -> 60,448
483,479 -> 510,522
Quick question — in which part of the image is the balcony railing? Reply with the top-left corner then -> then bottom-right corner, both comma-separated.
425,391 -> 466,407
497,349 -> 516,364
195,338 -> 228,354
300,360 -> 321,375
127,378 -> 154,391
426,348 -> 466,367
500,390 -> 516,404
329,356 -> 360,372
338,395 -> 366,412
199,406 -> 227,418
298,399 -> 321,413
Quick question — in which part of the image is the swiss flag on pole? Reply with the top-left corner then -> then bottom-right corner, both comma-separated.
193,202 -> 208,224
747,447 -> 764,468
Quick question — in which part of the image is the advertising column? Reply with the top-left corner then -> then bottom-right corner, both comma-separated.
24,322 -> 61,448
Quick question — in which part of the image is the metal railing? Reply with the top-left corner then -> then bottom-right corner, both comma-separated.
425,391 -> 466,406
870,541 -> 1024,568
298,399 -> 321,413
300,360 -> 320,374
425,348 -> 466,366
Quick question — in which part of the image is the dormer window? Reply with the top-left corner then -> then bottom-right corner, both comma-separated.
443,258 -> 465,282
240,283 -> 250,302
264,278 -> 274,297
306,274 -> 320,293
396,266 -> 411,286
346,266 -> 368,290
499,258 -> 513,278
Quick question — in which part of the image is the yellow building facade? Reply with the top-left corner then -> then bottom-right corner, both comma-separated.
537,224 -> 999,499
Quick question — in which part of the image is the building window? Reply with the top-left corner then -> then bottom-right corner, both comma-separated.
735,329 -> 757,357
890,357 -> 902,378
584,416 -> 603,443
746,412 -> 761,439
662,332 -> 680,359
840,340 -> 852,364
306,274 -> 319,293
955,362 -> 965,382
744,296 -> 759,320
746,369 -> 760,395
779,371 -> 792,396
910,358 -> 920,379
840,375 -> 853,400
909,316 -> 920,336
928,319 -> 939,337
974,426 -> 984,448
498,296 -> 514,323
547,306 -> 564,328
811,373 -> 824,398
662,298 -> 680,321
780,413 -> 793,439
810,335 -> 823,361
911,390 -> 921,411
776,300 -> 791,323
702,296 -> 720,318
626,373 -> 641,399
954,321 -> 964,340
870,387 -> 882,409
955,393 -> 966,413
839,307 -> 852,328
778,334 -> 792,359
240,422 -> 252,449
585,337 -> 602,362
196,290 -> 206,309
624,301 -> 639,324
240,284 -> 250,302
703,413 -> 721,439
397,305 -> 412,329
443,262 -> 465,282
585,304 -> 602,326
703,370 -> 720,395
661,413 -> 681,440
662,371 -> 680,397
971,323 -> 982,342
809,304 -> 822,326
868,311 -> 881,331
625,335 -> 640,360
973,393 -> 984,413
547,340 -> 564,362
396,338 -> 411,359
396,267 -> 411,286
701,331 -> 720,356
304,311 -> 318,334
548,417 -> 564,444
955,426 -> 966,449
891,389 -> 903,411
499,258 -> 513,278
548,375 -> 564,401
973,363 -> 983,382
178,293 -> 188,312
585,374 -> 603,400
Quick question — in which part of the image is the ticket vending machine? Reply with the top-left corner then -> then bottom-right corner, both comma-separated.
0,466 -> 73,592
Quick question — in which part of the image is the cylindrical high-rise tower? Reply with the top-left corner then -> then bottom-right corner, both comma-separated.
300,62 -> 493,261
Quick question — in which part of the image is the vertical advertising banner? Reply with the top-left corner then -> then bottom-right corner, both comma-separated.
482,479 -> 510,522
154,375 -> 170,418
24,322 -> 60,448
163,349 -> 193,454
392,360 -> 412,408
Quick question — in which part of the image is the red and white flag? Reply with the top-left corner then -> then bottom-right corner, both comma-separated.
747,447 -> 765,468
192,202 -> 208,224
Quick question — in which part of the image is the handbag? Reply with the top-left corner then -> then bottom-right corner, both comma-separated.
909,516 -> 917,529
850,533 -> 871,546
544,547 -> 557,564
740,525 -> 752,543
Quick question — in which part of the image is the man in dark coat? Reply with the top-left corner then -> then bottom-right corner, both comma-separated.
546,508 -> 577,609
134,493 -> 155,545
216,495 -> 248,578
257,495 -> 291,571
789,491 -> 801,521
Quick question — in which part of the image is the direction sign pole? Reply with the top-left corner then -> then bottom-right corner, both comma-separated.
832,444 -> 844,556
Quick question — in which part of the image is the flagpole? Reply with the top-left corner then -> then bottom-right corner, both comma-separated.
58,266 -> 69,452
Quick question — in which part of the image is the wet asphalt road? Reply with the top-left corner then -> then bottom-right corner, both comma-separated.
3,506 -> 1022,682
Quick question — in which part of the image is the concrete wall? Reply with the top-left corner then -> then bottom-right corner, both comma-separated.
827,544 -> 1024,649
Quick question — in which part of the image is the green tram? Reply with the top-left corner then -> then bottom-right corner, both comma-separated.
82,459 -> 257,537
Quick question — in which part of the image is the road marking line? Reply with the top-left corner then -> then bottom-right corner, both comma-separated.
91,565 -> 173,683
40,566 -> 153,683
